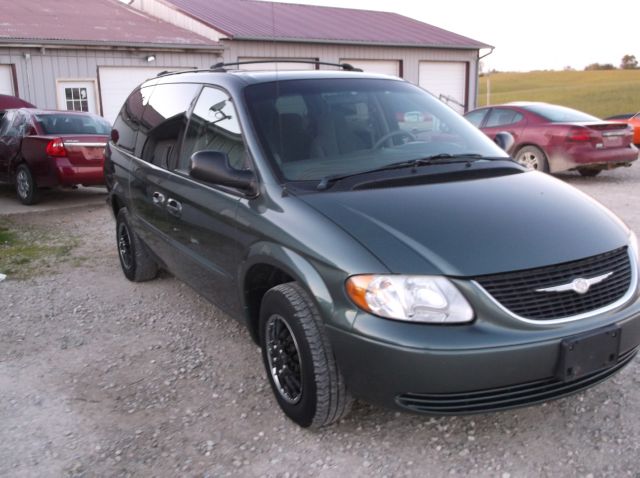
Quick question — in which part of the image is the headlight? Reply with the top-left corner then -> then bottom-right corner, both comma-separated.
346,275 -> 474,324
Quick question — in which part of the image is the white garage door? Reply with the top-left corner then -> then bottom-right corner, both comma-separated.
0,65 -> 15,95
341,59 -> 400,77
238,57 -> 317,71
98,66 -> 188,124
419,61 -> 467,113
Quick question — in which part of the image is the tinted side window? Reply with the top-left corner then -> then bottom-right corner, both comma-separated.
0,110 -> 15,136
465,109 -> 489,127
179,87 -> 247,171
112,86 -> 151,153
7,111 -> 28,137
485,108 -> 524,127
139,83 -> 200,170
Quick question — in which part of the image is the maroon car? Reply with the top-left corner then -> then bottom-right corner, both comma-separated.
0,108 -> 110,204
465,102 -> 638,176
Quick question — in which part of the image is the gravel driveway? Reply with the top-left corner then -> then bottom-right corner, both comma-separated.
1,167 -> 640,477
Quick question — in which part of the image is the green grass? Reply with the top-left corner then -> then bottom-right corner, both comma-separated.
0,218 -> 78,279
478,70 -> 640,118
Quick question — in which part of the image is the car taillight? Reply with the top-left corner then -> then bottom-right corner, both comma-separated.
46,138 -> 67,157
566,127 -> 594,142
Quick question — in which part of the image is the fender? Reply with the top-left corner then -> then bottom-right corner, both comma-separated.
239,241 -> 356,333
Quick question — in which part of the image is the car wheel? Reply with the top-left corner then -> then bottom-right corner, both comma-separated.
259,282 -> 353,428
15,164 -> 40,205
577,167 -> 602,177
515,146 -> 549,172
115,208 -> 158,282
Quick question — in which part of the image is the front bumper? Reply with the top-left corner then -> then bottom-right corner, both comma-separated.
327,293 -> 640,414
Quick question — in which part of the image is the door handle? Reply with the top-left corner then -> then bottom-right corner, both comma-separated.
166,198 -> 182,217
152,191 -> 165,205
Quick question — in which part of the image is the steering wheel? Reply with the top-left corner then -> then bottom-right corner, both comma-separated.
373,130 -> 417,149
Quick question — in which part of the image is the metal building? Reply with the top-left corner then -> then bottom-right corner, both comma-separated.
0,0 -> 222,123
130,0 -> 490,112
1,0 -> 489,122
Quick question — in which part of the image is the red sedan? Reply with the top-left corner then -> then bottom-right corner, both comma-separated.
0,108 -> 110,204
465,102 -> 638,176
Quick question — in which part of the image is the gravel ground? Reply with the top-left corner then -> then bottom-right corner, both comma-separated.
1,167 -> 640,477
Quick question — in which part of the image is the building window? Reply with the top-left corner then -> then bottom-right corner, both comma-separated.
65,87 -> 89,112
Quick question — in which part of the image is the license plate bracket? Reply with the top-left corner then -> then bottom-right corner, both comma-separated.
556,325 -> 621,382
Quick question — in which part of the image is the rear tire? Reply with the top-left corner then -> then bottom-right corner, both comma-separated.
15,164 -> 40,205
259,282 -> 353,428
115,208 -> 158,282
577,167 -> 602,177
514,145 -> 549,172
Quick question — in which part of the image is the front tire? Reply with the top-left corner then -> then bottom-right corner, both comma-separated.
515,145 -> 549,172
15,164 -> 40,205
115,208 -> 158,282
259,282 -> 352,428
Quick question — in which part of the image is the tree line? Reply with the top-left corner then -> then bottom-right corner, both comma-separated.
584,54 -> 638,71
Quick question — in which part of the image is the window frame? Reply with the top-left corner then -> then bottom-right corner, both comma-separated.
174,84 -> 255,184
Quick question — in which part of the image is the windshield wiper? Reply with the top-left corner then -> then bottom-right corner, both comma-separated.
316,153 -> 486,191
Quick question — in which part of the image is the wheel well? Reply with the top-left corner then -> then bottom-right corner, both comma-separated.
111,194 -> 125,218
244,264 -> 294,344
514,143 -> 546,156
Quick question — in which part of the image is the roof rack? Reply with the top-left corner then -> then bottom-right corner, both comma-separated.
210,59 -> 363,72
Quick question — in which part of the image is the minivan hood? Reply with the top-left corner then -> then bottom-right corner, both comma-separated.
299,171 -> 629,276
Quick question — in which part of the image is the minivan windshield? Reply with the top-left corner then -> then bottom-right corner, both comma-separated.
245,78 -> 508,182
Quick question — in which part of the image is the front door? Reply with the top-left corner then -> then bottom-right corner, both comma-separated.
56,80 -> 98,115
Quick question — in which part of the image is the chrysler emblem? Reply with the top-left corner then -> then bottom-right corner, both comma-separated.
536,272 -> 614,295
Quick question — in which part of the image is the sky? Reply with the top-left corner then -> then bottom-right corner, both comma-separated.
257,0 -> 640,72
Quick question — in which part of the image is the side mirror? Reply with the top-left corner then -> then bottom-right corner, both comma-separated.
189,150 -> 256,195
494,131 -> 515,153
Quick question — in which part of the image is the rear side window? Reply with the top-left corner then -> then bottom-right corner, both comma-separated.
0,110 -> 15,136
112,87 -> 150,153
179,87 -> 247,171
139,83 -> 200,170
485,108 -> 524,127
465,108 -> 489,127
35,114 -> 110,135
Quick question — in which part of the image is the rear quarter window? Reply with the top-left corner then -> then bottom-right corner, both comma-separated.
138,82 -> 201,170
112,86 -> 152,153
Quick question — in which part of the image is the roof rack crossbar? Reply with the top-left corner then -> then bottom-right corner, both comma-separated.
210,59 -> 363,72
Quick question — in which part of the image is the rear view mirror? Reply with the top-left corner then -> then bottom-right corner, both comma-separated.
494,132 -> 515,153
190,150 -> 256,195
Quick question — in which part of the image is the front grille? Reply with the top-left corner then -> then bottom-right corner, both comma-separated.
475,247 -> 632,321
396,348 -> 637,415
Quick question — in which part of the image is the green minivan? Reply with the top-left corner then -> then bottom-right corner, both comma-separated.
105,65 -> 640,428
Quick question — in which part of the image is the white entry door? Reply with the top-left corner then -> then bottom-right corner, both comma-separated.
0,65 -> 15,95
56,80 -> 98,114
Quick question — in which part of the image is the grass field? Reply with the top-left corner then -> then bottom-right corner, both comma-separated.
478,70 -> 640,118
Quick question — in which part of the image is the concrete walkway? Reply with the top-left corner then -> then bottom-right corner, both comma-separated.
0,185 -> 107,215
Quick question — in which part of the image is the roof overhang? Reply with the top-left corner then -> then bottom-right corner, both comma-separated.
227,36 -> 491,50
0,38 -> 224,52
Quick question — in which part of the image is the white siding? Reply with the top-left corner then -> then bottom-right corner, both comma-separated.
340,59 -> 400,77
0,47 -> 221,119
224,41 -> 479,111
130,0 -> 224,42
237,57 -> 316,70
